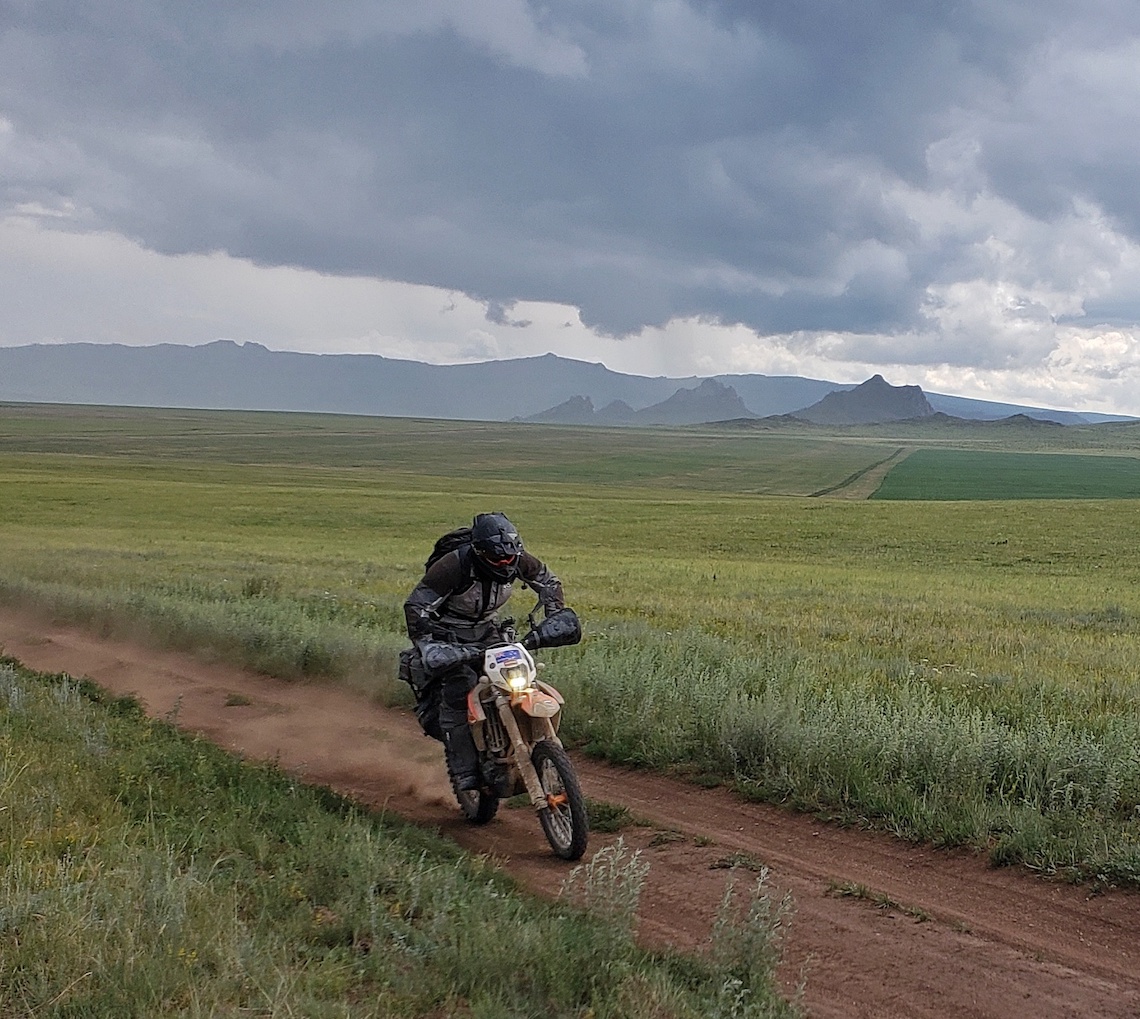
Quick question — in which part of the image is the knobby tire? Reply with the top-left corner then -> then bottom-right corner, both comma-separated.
532,740 -> 589,860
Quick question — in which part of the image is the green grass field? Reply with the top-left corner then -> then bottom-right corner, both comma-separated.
2,402 -> 1140,890
0,402 -> 905,495
872,448 -> 1140,499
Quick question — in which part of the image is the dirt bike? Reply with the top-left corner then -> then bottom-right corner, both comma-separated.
455,607 -> 588,861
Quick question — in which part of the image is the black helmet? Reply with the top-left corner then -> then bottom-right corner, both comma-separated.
470,512 -> 522,581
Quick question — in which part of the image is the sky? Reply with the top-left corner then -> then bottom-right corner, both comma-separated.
3,1 -> 1140,415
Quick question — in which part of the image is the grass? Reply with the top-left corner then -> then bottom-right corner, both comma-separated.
711,853 -> 769,874
824,881 -> 930,922
2,403 -> 1140,886
0,402 -> 896,495
872,449 -> 1140,500
0,658 -> 797,1018
586,799 -> 645,834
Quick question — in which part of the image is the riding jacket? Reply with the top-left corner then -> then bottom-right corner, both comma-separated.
403,546 -> 566,647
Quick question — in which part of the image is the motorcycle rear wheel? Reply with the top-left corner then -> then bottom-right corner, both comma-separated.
454,783 -> 499,825
532,741 -> 589,860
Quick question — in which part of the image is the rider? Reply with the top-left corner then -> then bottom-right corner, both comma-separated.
402,512 -> 578,791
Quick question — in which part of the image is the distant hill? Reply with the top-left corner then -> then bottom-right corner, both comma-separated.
523,379 -> 754,426
792,374 -> 935,425
922,393 -> 1101,423
635,379 -> 755,425
0,340 -> 1132,425
887,411 -> 1063,432
525,395 -> 599,424
524,396 -> 641,425
597,399 -> 638,424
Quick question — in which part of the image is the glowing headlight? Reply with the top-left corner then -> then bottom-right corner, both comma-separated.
500,664 -> 531,691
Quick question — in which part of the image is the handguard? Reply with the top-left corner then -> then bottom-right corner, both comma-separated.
419,640 -> 485,676
523,607 -> 582,651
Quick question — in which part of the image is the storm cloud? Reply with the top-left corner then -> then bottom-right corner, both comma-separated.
3,1 -> 1140,412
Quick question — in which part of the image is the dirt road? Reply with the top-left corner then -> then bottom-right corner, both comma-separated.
2,608 -> 1137,1019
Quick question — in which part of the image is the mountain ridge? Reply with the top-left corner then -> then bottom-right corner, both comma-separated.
521,379 -> 756,426
0,340 -> 1132,426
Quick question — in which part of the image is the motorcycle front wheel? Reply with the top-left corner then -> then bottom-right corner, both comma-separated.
531,741 -> 589,860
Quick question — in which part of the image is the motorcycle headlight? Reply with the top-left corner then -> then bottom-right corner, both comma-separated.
500,664 -> 531,691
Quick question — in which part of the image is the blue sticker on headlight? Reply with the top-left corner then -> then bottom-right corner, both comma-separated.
495,648 -> 523,664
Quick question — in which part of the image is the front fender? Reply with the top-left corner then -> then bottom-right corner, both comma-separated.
516,690 -> 561,718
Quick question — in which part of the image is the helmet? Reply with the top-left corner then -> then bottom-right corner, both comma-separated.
470,512 -> 523,581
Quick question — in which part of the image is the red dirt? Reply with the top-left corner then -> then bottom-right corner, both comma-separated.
3,607 -> 1138,1019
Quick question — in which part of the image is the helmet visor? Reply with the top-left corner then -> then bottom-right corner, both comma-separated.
474,532 -> 521,573
484,550 -> 517,565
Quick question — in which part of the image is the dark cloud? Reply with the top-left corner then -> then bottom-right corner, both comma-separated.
4,0 -> 1140,341
484,301 -> 531,328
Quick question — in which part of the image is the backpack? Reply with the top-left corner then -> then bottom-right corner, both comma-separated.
424,525 -> 473,572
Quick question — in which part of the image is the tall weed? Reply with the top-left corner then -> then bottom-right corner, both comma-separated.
553,624 -> 1140,879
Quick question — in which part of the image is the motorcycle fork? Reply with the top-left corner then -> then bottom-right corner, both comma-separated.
494,696 -> 558,811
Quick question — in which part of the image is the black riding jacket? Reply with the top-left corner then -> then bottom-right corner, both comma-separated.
403,546 -> 565,647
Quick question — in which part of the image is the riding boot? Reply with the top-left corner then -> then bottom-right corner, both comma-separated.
443,725 -> 481,791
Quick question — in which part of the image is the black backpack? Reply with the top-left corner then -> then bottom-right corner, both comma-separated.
424,526 -> 473,572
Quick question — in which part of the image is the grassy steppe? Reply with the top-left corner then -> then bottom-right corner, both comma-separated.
2,404 -> 1140,887
1,659 -> 794,1018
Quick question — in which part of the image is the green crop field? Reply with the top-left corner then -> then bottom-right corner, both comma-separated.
872,448 -> 1140,500
2,401 -> 1140,891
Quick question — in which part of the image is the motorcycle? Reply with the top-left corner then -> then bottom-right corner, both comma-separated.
456,607 -> 588,861
401,604 -> 588,860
